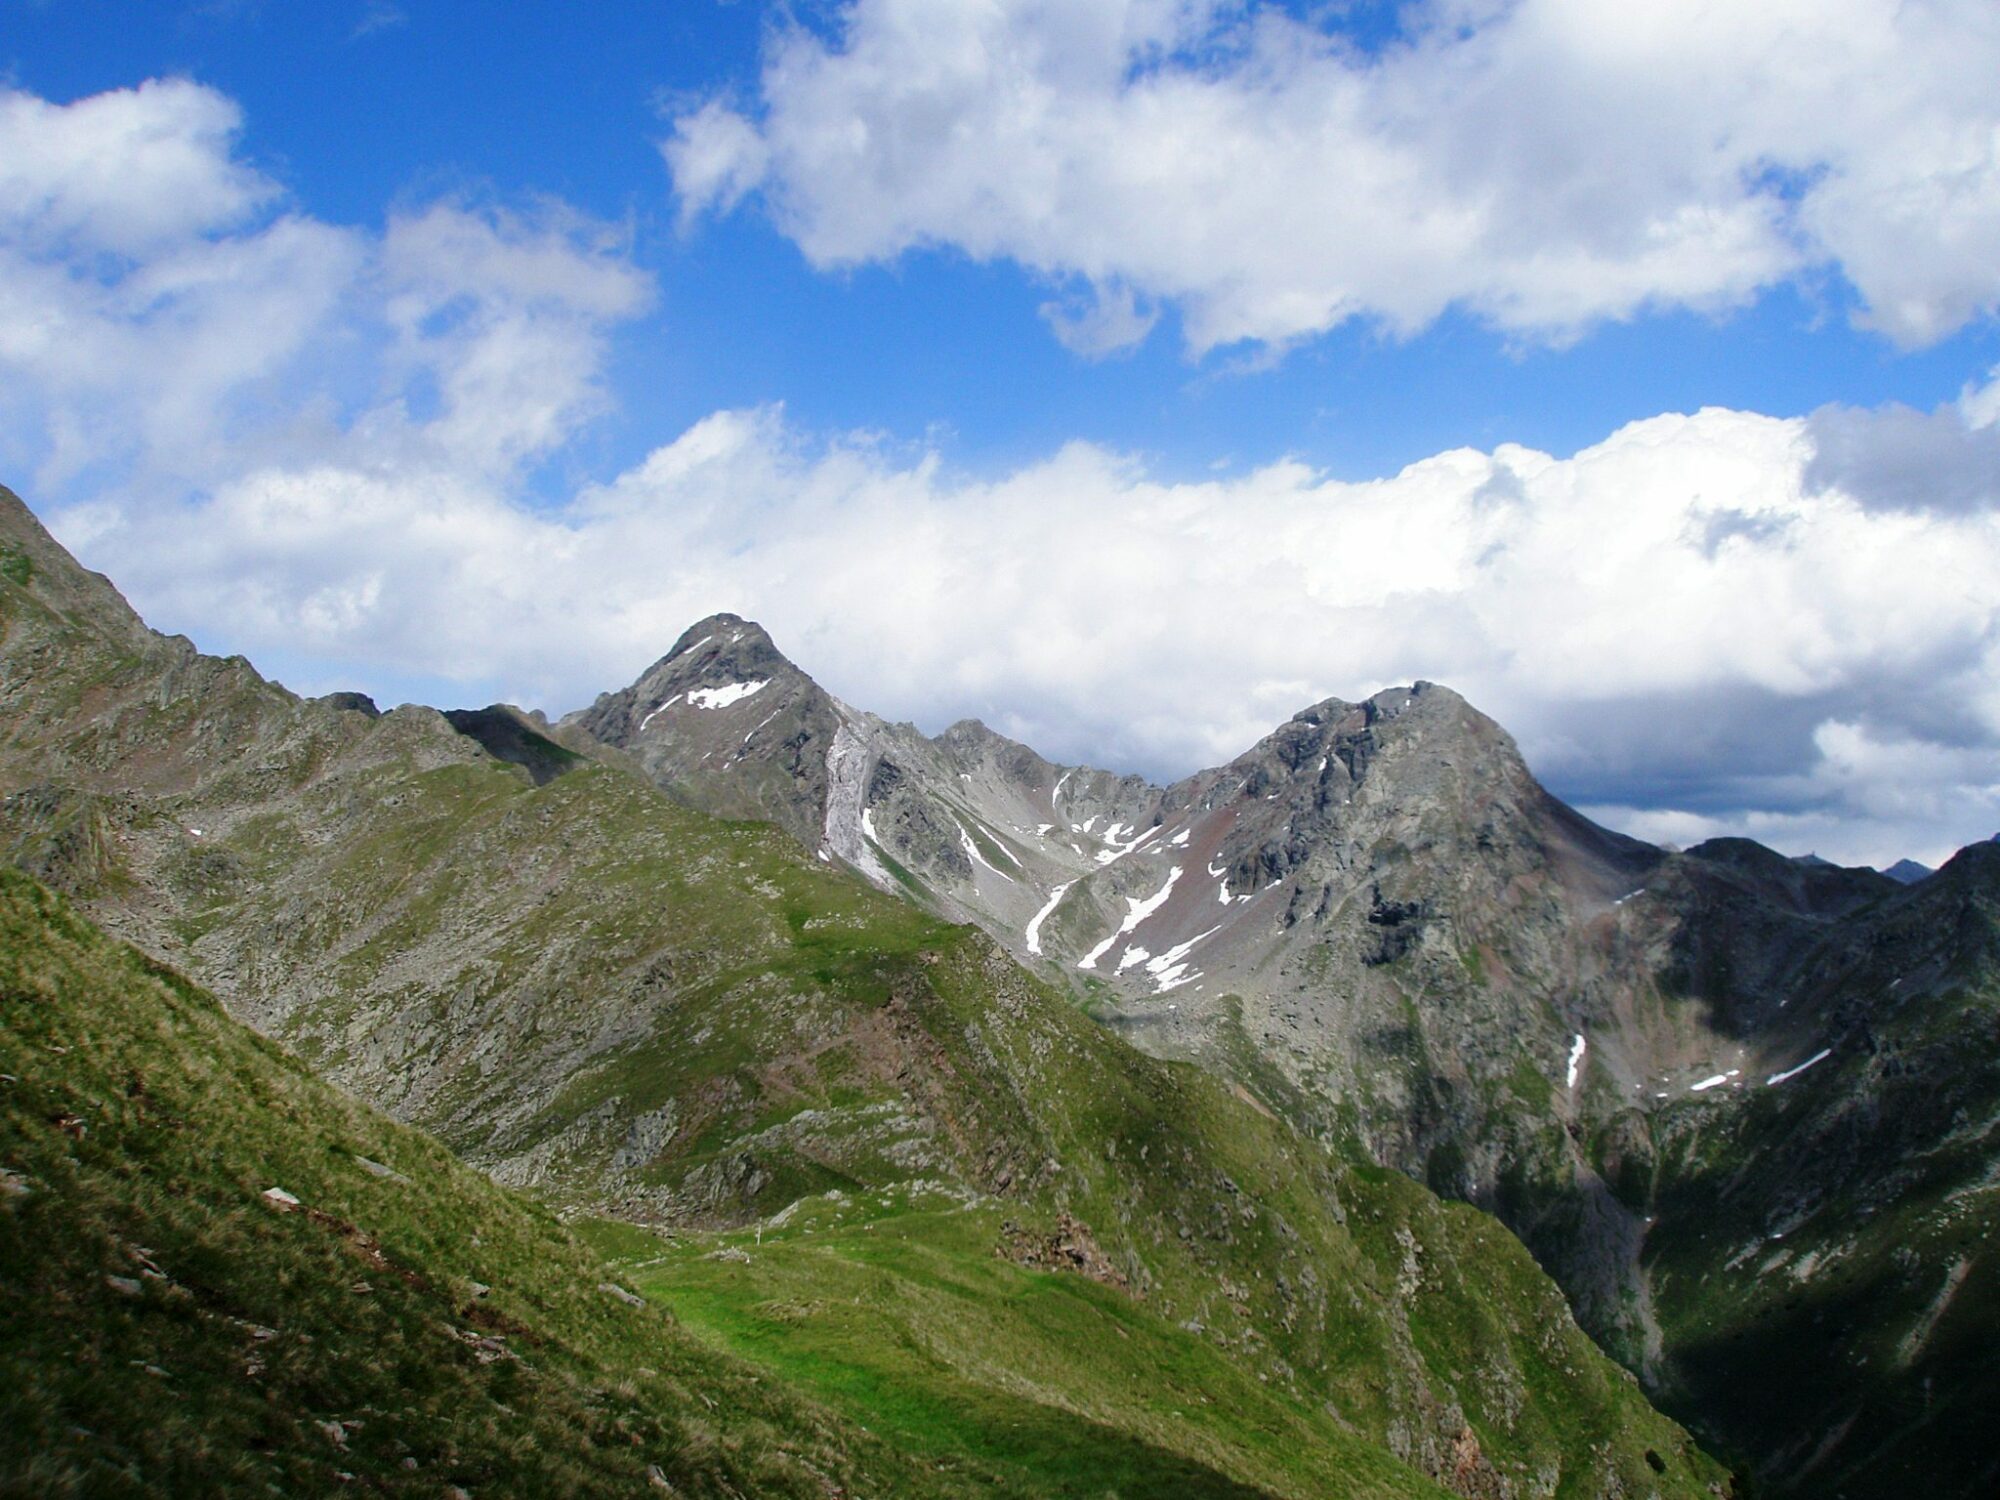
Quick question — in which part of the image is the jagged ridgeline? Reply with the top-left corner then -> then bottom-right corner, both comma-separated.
0,484 -> 1727,1496
571,600 -> 2000,1497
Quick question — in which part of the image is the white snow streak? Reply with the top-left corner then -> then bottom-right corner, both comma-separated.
957,819 -> 1013,880
821,715 -> 891,887
638,693 -> 683,731
1565,1033 -> 1587,1090
1076,866 -> 1183,970
1766,1049 -> 1832,1087
1690,1070 -> 1740,1092
1169,828 -> 1191,847
1024,882 -> 1072,956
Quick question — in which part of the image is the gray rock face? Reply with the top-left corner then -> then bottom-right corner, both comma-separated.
594,612 -> 2000,1497
567,615 -> 845,848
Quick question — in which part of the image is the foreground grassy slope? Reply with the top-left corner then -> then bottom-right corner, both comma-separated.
589,1199 -> 1445,1500
0,866 -> 991,1499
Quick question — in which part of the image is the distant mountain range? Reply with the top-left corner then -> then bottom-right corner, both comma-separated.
5,486 -> 1997,1497
575,609 -> 2000,1496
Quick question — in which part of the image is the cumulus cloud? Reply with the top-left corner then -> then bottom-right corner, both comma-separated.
1804,401 -> 2000,516
0,80 -> 651,499
55,401 -> 2000,869
6,76 -> 1998,871
665,0 -> 2000,353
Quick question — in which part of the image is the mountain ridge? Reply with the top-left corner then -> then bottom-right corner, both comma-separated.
10,491 -> 2000,1497
0,486 -> 1730,1498
574,603 -> 2000,1497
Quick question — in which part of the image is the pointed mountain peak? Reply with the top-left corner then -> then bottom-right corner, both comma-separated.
667,611 -> 780,659
562,610 -> 844,850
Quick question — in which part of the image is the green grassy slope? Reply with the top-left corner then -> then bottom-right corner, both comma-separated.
591,1199 -> 1446,1500
0,866 -> 998,1498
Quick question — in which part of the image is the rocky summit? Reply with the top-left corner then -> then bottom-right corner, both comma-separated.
583,607 -> 2000,1499
5,486 -> 1997,1497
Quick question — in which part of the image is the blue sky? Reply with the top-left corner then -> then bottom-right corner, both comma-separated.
3,0 -> 2000,866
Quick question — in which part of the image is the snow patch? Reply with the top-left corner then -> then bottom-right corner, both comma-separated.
1076,866 -> 1184,970
1690,1070 -> 1740,1093
637,694 -> 683,731
687,680 -> 767,710
1075,933 -> 1118,971
1119,866 -> 1182,935
1144,926 -> 1221,994
1565,1033 -> 1587,1090
957,820 -> 1013,880
1169,828 -> 1191,847
1766,1049 -> 1832,1087
1035,823 -> 1054,836
1025,882 -> 1072,956
1612,889 -> 1645,907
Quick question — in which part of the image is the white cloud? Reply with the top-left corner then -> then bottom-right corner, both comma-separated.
51,399 -> 2000,868
6,76 -> 1998,871
0,80 -> 651,499
1039,279 -> 1158,357
667,0 -> 2000,353
0,78 -> 273,255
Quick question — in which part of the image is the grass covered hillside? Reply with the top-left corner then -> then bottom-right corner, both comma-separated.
0,864 -> 1722,1498
0,865 -> 1000,1498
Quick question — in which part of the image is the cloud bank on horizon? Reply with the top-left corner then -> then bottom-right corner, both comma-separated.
0,3 -> 1998,871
